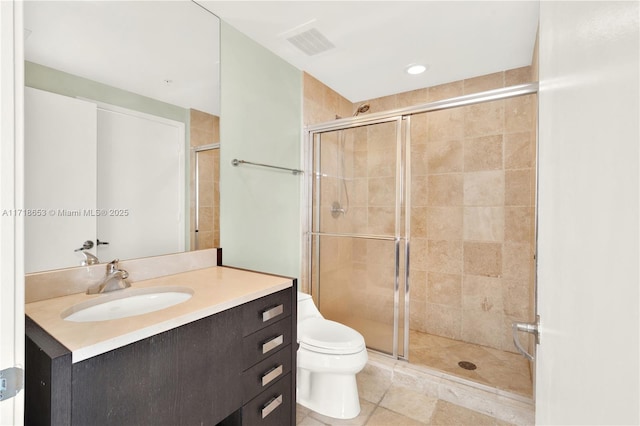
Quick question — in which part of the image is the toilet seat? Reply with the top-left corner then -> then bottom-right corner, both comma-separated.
298,318 -> 366,355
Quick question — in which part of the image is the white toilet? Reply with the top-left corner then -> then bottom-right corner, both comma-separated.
296,291 -> 368,419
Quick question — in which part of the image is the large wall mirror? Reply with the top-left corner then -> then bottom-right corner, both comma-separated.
24,1 -> 220,273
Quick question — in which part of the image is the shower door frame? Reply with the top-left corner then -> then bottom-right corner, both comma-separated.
304,82 -> 539,361
192,143 -> 220,250
307,116 -> 407,358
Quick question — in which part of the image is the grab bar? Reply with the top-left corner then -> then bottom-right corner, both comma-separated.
231,158 -> 303,175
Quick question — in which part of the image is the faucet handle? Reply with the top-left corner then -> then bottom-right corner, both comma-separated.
107,259 -> 120,273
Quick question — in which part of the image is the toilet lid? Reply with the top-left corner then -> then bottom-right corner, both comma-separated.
298,318 -> 366,355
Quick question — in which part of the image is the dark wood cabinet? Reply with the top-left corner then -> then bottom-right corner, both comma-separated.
241,372 -> 292,426
25,285 -> 297,426
25,318 -> 72,426
239,287 -> 295,425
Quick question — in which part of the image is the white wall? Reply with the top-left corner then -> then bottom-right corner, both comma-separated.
536,1 -> 639,424
0,1 -> 25,423
219,22 -> 302,278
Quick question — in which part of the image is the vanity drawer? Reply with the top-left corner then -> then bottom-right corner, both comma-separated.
242,289 -> 291,337
242,372 -> 292,426
243,317 -> 292,369
242,343 -> 292,403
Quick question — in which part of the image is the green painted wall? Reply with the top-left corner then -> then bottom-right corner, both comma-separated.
219,22 -> 302,278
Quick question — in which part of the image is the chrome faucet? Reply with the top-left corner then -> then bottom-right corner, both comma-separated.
87,259 -> 130,294
77,250 -> 100,266
75,240 -> 99,266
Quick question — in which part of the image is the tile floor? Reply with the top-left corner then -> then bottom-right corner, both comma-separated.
296,369 -> 516,426
339,316 -> 533,397
303,316 -> 535,425
408,330 -> 533,397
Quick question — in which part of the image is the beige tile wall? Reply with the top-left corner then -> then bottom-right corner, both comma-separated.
303,73 -> 353,125
405,68 -> 536,353
303,73 -> 353,318
304,67 -> 537,354
190,109 -> 220,250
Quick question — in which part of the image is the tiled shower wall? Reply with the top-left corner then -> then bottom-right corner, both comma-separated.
189,109 -> 220,250
304,68 -> 536,353
302,73 -> 354,316
402,70 -> 536,353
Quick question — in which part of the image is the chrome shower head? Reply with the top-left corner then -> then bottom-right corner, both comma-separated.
353,103 -> 370,116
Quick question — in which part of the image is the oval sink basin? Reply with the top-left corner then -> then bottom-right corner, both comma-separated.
62,286 -> 193,322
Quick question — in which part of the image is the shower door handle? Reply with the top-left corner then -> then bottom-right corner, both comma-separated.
512,315 -> 540,361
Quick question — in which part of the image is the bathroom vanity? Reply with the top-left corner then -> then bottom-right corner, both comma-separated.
24,266 -> 297,426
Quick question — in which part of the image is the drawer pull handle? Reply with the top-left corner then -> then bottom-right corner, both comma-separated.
262,335 -> 284,354
261,394 -> 283,419
262,304 -> 284,322
261,364 -> 283,387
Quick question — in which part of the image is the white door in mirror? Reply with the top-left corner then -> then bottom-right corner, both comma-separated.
24,88 -> 98,273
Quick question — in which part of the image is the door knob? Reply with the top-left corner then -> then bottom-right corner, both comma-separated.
74,240 -> 94,251
512,315 -> 540,361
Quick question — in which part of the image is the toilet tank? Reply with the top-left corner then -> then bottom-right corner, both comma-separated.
297,292 -> 323,322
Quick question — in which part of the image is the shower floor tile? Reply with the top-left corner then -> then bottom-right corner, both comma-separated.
332,315 -> 533,398
408,329 -> 533,397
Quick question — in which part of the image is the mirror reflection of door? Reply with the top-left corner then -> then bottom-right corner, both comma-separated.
24,87 -> 97,273
24,89 -> 185,272
96,104 -> 185,262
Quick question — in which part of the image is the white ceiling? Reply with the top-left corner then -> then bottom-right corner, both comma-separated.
24,1 -> 220,115
23,1 -> 539,115
200,1 -> 540,103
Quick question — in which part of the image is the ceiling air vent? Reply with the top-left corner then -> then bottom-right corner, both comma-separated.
287,28 -> 335,56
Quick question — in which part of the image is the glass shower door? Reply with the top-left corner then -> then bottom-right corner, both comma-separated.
309,117 -> 406,357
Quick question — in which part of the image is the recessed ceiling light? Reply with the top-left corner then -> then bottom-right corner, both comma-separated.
406,64 -> 427,75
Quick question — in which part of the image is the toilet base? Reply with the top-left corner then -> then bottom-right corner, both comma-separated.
297,368 -> 361,419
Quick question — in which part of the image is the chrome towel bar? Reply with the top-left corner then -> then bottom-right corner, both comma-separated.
231,158 -> 303,175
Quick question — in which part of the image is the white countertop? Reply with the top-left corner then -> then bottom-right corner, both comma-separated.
25,266 -> 293,363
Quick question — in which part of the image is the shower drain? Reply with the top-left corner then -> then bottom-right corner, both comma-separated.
458,361 -> 477,370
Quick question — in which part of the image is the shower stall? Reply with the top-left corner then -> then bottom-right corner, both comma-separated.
192,143 -> 220,250
305,83 -> 538,396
